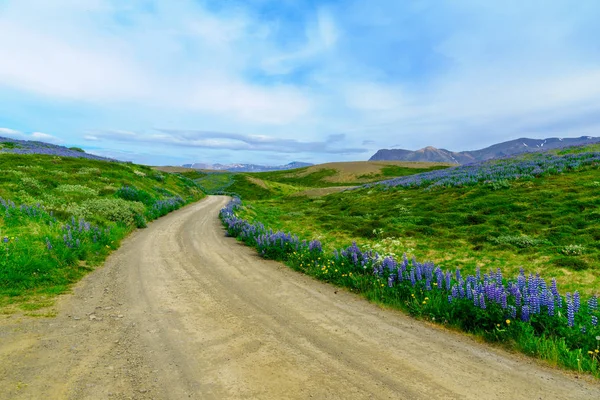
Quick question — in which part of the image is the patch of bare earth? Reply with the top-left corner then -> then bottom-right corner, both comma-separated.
291,161 -> 454,183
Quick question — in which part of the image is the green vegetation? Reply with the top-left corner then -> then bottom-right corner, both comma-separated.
222,193 -> 600,378
1,142 -> 20,150
175,170 -> 208,180
249,162 -> 451,188
0,153 -> 204,311
251,167 -> 340,187
222,144 -> 600,376
233,150 -> 600,295
194,172 -> 235,194
68,147 -> 85,153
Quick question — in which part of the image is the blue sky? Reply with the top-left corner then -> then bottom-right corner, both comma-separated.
1,0 -> 600,165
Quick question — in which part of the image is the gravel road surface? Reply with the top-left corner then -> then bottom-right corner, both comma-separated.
1,196 -> 599,399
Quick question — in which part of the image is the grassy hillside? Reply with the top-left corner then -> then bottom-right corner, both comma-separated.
221,144 -> 600,376
249,161 -> 452,187
235,146 -> 600,295
204,160 -> 452,200
0,153 -> 204,312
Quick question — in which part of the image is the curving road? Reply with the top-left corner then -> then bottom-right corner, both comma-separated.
1,196 -> 599,399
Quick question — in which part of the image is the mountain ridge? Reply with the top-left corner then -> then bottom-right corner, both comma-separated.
369,136 -> 600,164
182,161 -> 313,172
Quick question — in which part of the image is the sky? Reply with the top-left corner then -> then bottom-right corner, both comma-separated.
1,0 -> 600,166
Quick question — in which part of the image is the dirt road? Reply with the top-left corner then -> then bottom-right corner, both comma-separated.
1,196 -> 599,399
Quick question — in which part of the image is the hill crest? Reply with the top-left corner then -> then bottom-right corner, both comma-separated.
370,136 -> 600,164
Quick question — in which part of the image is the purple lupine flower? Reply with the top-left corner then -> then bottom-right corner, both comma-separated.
458,280 -> 465,298
308,240 -> 322,253
566,295 -> 575,327
409,269 -> 416,286
514,288 -> 521,307
592,316 -> 598,327
448,295 -> 453,304
521,305 -> 531,322
588,296 -> 598,313
508,305 -> 517,319
445,271 -> 452,291
531,294 -> 541,315
517,274 -> 526,293
480,293 -> 486,310
546,292 -> 555,316
387,275 -> 394,287
500,292 -> 508,309
435,268 -> 443,289
573,291 -> 580,314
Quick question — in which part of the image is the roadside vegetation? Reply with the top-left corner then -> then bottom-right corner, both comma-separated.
222,144 -> 600,377
1,153 -> 204,312
181,161 -> 452,200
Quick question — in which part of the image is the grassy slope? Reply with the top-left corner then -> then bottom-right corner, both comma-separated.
236,148 -> 600,295
211,161 -> 452,200
0,154 -> 204,312
250,161 -> 452,188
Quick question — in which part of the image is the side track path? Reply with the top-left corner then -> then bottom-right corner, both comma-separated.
1,196 -> 599,399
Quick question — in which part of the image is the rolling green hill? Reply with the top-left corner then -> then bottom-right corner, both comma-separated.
0,153 -> 204,313
233,146 -> 600,295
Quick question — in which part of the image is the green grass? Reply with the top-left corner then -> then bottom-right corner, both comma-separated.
222,198 -> 600,378
251,167 -> 341,187
1,142 -> 20,150
0,153 -> 205,310
223,161 -> 452,200
194,172 -> 235,193
235,154 -> 600,296
248,163 -> 451,188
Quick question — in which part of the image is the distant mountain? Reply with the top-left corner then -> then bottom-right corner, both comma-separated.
182,161 -> 313,172
369,136 -> 600,164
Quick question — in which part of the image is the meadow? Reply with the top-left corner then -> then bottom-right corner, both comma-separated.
1,152 -> 204,313
221,144 -> 600,376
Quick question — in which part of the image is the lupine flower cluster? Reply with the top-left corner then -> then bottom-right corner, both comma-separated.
220,197 -> 600,356
0,136 -> 116,162
61,216 -> 97,248
1,198 -> 50,223
1,197 -> 17,218
220,198 -> 323,260
147,196 -> 185,219
366,151 -> 600,191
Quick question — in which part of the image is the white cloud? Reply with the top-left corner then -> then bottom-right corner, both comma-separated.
30,132 -> 63,144
1,0 -> 600,165
0,128 -> 63,144
0,0 -> 313,125
0,127 -> 22,137
87,128 -> 367,154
